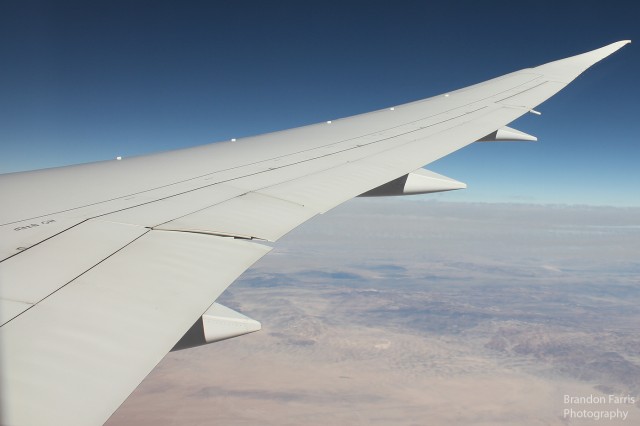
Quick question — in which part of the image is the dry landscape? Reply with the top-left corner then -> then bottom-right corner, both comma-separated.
107,199 -> 640,425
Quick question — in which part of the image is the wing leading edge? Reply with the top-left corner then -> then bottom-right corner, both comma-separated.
0,40 -> 630,426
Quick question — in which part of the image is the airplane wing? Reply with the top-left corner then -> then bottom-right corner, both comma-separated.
0,40 -> 629,425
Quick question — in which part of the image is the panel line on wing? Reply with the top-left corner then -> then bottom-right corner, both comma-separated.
1,76 -> 547,228
0,222 -> 151,326
2,80 -> 535,258
149,228 -> 256,240
155,191 -> 318,242
494,81 -> 549,103
0,230 -> 272,426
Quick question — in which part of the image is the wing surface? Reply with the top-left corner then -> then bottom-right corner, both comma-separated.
0,40 -> 629,425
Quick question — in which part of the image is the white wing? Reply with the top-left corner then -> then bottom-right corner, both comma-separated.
0,40 -> 629,426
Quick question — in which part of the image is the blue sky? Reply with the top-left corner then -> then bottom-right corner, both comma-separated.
1,1 -> 639,206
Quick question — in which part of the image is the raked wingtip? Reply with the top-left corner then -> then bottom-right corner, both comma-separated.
604,40 -> 631,51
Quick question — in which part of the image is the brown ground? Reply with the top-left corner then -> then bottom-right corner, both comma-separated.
107,200 -> 640,425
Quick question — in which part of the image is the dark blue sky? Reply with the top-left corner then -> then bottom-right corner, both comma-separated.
1,1 -> 638,205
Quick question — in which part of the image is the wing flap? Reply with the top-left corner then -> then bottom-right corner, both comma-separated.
0,220 -> 149,325
0,231 -> 271,426
156,191 -> 319,241
99,183 -> 248,228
